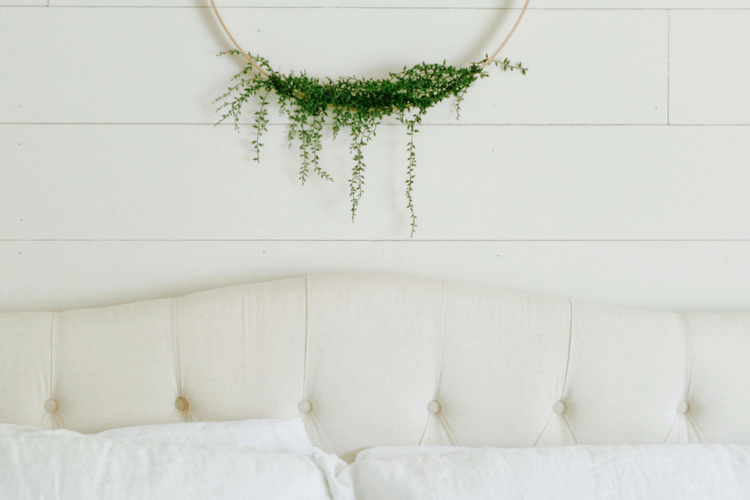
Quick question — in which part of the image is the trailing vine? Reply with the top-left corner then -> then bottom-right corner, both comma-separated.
215,54 -> 526,237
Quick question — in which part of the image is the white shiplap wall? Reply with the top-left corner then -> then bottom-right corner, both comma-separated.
1,1 -> 749,312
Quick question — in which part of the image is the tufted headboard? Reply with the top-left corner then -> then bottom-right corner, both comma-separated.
1,273 -> 749,462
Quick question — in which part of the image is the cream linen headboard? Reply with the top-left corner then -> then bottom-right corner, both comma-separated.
1,273 -> 749,462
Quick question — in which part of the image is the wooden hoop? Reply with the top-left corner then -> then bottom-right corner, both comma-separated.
208,0 -> 531,76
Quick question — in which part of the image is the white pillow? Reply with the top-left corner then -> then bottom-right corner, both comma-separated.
0,424 -> 346,500
96,417 -> 314,454
348,444 -> 750,500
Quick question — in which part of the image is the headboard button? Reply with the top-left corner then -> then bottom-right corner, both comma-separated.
427,401 -> 442,415
676,401 -> 690,414
553,401 -> 567,415
44,399 -> 59,413
175,397 -> 190,413
298,400 -> 312,414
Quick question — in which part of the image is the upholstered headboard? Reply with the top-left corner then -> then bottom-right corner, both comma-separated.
1,274 -> 749,462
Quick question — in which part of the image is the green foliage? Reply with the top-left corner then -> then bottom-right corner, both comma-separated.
215,51 -> 527,237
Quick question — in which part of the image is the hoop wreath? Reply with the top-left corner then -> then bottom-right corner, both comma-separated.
210,0 -> 531,237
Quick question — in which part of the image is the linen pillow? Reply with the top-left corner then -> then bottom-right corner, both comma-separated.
348,444 -> 750,500
96,417 -> 314,454
0,424 -> 350,500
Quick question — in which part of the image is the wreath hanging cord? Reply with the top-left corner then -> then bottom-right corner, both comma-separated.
210,0 -> 530,237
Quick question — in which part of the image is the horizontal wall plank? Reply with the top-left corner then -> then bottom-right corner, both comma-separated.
0,8 -> 667,125
0,0 -> 45,5
44,1 -> 750,10
1,240 -> 749,312
670,11 -> 750,125
2,124 -> 749,240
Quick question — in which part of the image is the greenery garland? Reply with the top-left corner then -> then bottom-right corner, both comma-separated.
215,54 -> 527,237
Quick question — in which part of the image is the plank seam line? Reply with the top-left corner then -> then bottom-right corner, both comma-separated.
4,6 -> 750,10
4,123 -> 750,127
3,239 -> 750,243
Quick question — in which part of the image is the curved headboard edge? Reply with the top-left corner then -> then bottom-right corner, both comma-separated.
1,273 -> 748,461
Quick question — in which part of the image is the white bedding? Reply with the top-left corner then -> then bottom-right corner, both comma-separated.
348,444 -> 750,500
96,417 -> 314,454
4,418 -> 750,500
0,422 -> 347,500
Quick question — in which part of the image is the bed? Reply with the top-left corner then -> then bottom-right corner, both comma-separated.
2,273 -> 750,499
